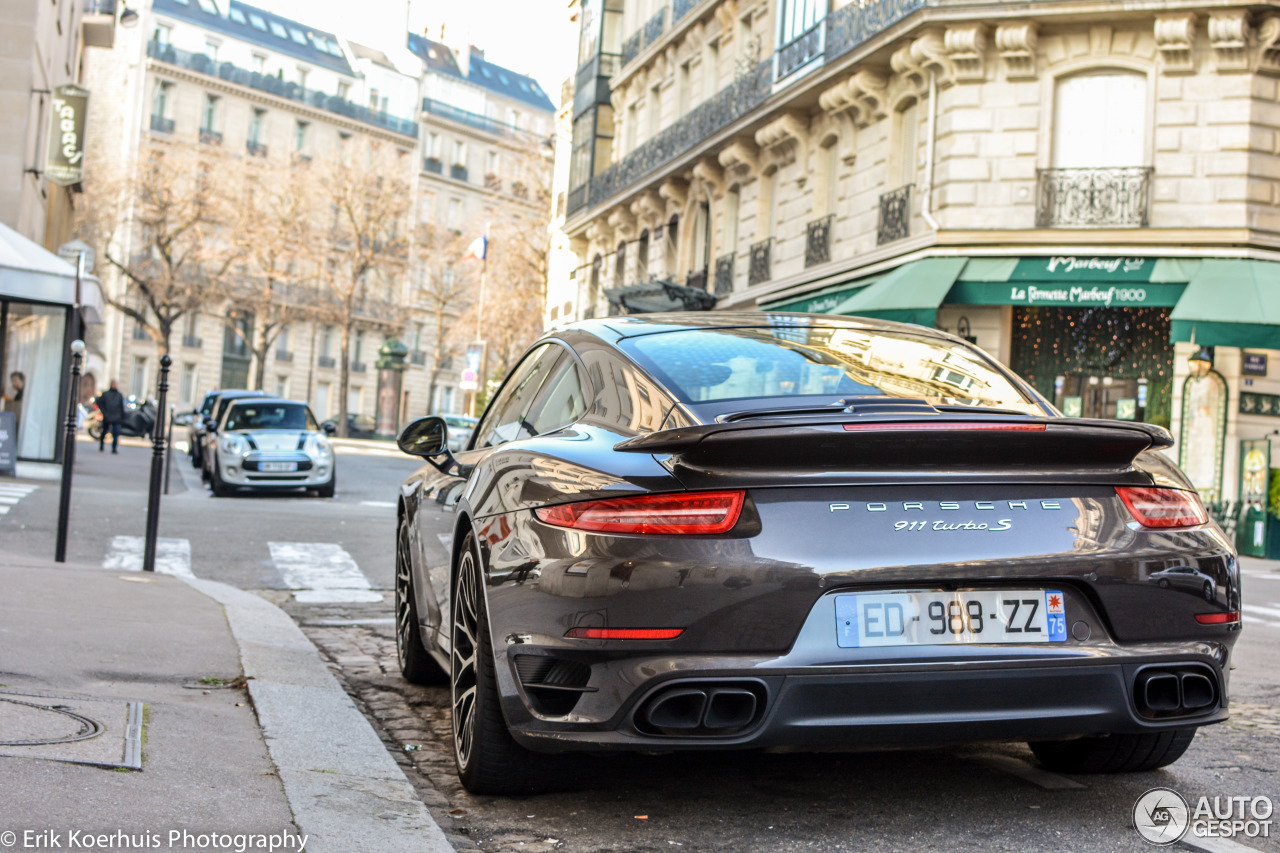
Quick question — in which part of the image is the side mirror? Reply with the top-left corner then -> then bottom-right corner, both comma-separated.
321,420 -> 337,436
205,418 -> 218,433
397,416 -> 448,458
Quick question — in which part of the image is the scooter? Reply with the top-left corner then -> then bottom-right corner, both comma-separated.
86,396 -> 157,440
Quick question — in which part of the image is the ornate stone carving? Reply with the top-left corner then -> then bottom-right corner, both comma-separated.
944,24 -> 988,82
718,139 -> 760,179
1209,10 -> 1250,72
659,177 -> 688,211
755,112 -> 810,182
1257,16 -> 1280,75
1154,14 -> 1196,73
818,68 -> 889,128
630,191 -> 665,230
715,0 -> 739,34
607,207 -> 637,240
995,22 -> 1038,79
691,158 -> 726,198
908,29 -> 954,87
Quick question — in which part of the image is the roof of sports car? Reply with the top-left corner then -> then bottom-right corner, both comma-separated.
567,312 -> 953,342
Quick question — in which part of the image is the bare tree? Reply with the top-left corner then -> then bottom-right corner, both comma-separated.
221,165 -> 318,389
412,223 -> 475,414
78,141 -> 238,354
311,143 -> 412,436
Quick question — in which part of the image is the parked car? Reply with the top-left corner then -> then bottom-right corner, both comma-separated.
189,389 -> 267,470
1150,566 -> 1218,601
346,413 -> 377,439
392,312 -> 1240,795
442,414 -> 477,452
206,397 -> 336,497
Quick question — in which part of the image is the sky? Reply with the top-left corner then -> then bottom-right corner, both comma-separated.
252,0 -> 579,101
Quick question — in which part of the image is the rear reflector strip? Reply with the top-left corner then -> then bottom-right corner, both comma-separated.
841,422 -> 1046,432
565,628 -> 684,640
1194,612 -> 1240,625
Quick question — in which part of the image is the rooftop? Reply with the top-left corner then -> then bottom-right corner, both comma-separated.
407,34 -> 554,113
152,0 -> 353,75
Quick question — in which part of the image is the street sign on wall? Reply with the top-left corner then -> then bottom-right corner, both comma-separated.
460,343 -> 484,391
45,84 -> 90,186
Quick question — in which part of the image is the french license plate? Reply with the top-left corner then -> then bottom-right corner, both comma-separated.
260,461 -> 298,472
835,590 -> 1067,648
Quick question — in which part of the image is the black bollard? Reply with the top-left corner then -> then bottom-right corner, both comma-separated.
142,354 -> 172,573
54,340 -> 86,563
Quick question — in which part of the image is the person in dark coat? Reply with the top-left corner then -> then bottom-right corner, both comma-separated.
1,372 -> 23,432
96,379 -> 126,453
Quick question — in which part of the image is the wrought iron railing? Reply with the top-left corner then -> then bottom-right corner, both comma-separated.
410,351 -> 427,366
777,22 -> 825,81
351,361 -> 367,373
275,350 -> 293,362
422,97 -> 530,139
749,239 -> 773,287
621,7 -> 669,67
585,59 -> 772,210
621,31 -> 643,66
568,183 -> 588,212
573,53 -> 621,117
825,0 -> 926,62
317,355 -> 336,368
147,41 -> 418,138
182,335 -> 202,349
246,140 -> 267,158
450,164 -> 468,182
484,173 -> 501,191
714,252 -> 735,296
687,268 -> 708,292
132,325 -> 149,341
877,185 -> 911,245
424,157 -> 442,174
1035,167 -> 1153,228
199,129 -> 222,146
149,115 -> 174,134
673,0 -> 701,24
805,214 -> 834,267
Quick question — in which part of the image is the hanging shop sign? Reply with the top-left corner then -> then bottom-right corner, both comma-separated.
1180,372 -> 1227,504
1010,256 -> 1154,282
45,84 -> 90,186
1243,353 -> 1269,376
947,280 -> 1184,308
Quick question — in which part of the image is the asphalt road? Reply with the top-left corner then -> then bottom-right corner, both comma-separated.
3,437 -> 1277,852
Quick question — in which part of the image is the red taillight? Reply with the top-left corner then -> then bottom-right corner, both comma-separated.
1116,486 -> 1208,529
565,627 -> 684,640
534,491 -> 744,535
842,422 -> 1046,432
1195,612 -> 1240,625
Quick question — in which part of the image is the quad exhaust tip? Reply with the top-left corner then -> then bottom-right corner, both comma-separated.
637,682 -> 765,736
1134,665 -> 1219,719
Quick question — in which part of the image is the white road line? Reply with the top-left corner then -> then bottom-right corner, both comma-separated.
975,754 -> 1086,790
0,506 -> 9,515
0,487 -> 36,496
1242,615 -> 1280,628
267,541 -> 382,603
1180,832 -> 1269,853
0,496 -> 20,504
102,536 -> 194,578
1240,571 -> 1280,581
1241,603 -> 1280,619
359,500 -> 396,508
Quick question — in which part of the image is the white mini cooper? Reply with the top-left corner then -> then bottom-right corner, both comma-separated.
207,398 -> 336,497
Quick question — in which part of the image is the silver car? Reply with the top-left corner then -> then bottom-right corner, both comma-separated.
207,398 -> 336,497
443,414 -> 477,452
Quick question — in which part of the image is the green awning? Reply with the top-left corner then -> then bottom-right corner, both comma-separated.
1171,258 -> 1280,349
830,257 -> 968,327
760,274 -> 881,313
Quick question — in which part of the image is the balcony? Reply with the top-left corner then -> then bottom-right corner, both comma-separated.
484,173 -> 501,191
245,140 -> 268,158
673,0 -> 702,24
776,21 -> 825,82
686,268 -> 708,292
149,114 -> 174,134
714,253 -> 735,296
1036,166 -> 1153,228
132,325 -> 150,341
275,350 -> 293,362
424,157 -> 442,174
422,97 -> 530,139
512,181 -> 529,200
805,214 -> 834,268
317,355 -> 336,369
574,52 -> 621,117
748,239 -> 772,287
825,0 -> 926,63
351,361 -> 367,373
146,40 -> 418,138
410,350 -> 427,366
199,128 -> 223,146
583,59 -> 772,211
621,7 -> 668,67
450,164 -> 468,182
182,335 -> 202,349
876,185 -> 911,246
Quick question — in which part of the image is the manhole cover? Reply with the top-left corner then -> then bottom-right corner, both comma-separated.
0,690 -> 143,769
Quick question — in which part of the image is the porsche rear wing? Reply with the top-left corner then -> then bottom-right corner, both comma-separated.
613,416 -> 1176,488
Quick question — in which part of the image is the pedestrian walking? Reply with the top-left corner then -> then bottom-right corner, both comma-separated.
96,379 -> 126,454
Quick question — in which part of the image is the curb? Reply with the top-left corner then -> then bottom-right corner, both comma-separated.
183,576 -> 454,853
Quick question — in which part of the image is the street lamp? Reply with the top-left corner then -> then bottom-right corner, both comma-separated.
119,3 -> 139,26
1188,346 -> 1214,378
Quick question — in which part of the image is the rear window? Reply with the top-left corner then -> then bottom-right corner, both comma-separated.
620,326 -> 1041,414
226,403 -> 317,432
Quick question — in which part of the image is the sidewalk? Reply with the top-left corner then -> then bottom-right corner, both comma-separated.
0,554 -> 452,852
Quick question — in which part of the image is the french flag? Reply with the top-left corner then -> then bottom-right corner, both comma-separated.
462,234 -> 487,262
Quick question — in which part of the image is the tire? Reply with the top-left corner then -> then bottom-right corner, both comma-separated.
452,532 -> 552,794
1029,728 -> 1197,773
1203,582 -> 1214,602
396,517 -> 446,685
88,423 -> 103,440
191,445 -> 202,469
1157,578 -> 1170,589
210,460 -> 233,498
316,471 -> 336,498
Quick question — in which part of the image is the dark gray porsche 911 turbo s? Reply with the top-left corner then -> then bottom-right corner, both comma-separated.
392,312 -> 1241,794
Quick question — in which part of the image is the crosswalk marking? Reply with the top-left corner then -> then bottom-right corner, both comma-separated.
1241,603 -> 1280,619
267,541 -> 382,603
0,484 -> 37,515
359,500 -> 396,508
102,536 -> 194,578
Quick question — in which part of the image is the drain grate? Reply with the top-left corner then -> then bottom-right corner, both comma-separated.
0,690 -> 144,770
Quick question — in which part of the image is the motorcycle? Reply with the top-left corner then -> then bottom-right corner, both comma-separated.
86,396 -> 157,440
